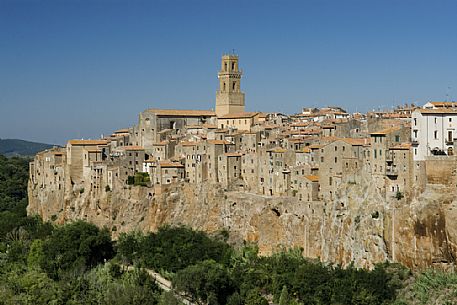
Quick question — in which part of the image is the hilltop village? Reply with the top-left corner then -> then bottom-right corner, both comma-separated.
28,55 -> 457,268
30,54 -> 456,205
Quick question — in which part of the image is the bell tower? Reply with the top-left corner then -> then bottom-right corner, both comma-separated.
215,54 -> 245,117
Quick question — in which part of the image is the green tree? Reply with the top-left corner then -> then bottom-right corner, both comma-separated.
41,220 -> 114,279
173,260 -> 235,305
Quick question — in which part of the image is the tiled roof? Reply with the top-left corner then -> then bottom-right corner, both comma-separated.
68,140 -> 108,146
418,108 -> 457,114
224,152 -> 242,157
114,128 -> 129,134
305,175 -> 319,182
159,161 -> 184,168
207,140 -> 231,145
267,147 -> 287,153
218,112 -> 259,119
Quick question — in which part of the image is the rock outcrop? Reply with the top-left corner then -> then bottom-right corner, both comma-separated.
28,172 -> 457,270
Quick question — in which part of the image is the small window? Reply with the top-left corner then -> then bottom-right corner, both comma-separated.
434,130 -> 438,139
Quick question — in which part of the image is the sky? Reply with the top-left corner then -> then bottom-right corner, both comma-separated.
1,0 -> 457,144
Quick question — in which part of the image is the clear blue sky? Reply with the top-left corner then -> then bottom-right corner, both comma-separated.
1,0 -> 457,144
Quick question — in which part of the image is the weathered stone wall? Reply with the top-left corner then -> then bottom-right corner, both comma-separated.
28,169 -> 457,270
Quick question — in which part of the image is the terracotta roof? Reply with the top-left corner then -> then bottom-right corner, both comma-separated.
159,161 -> 184,168
428,101 -> 457,107
417,108 -> 457,114
370,126 -> 401,135
309,144 -> 322,149
305,175 -> 319,182
341,138 -> 369,146
224,152 -> 242,157
302,147 -> 312,153
267,147 -> 287,153
207,140 -> 231,145
218,112 -> 259,119
146,108 -> 216,117
202,124 -> 218,129
153,141 -> 169,146
68,140 -> 108,146
114,128 -> 129,134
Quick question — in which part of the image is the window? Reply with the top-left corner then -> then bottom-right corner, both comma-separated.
233,81 -> 236,90
395,135 -> 400,142
232,62 -> 235,70
224,62 -> 227,71
435,118 -> 437,124
434,130 -> 438,139
450,118 -> 453,122
414,118 -> 417,126
334,157 -> 337,163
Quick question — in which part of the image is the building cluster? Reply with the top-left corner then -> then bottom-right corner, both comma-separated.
30,55 -> 457,206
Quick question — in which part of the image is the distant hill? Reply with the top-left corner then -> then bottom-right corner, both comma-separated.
0,139 -> 55,157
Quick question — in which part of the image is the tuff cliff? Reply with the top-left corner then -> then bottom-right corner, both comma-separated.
28,170 -> 457,270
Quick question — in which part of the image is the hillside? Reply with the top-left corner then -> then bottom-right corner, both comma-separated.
0,138 -> 54,157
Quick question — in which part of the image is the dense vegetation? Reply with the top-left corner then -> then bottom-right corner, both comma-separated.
2,154 -> 457,304
0,139 -> 53,157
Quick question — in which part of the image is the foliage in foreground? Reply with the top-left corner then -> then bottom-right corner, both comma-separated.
2,154 -> 457,304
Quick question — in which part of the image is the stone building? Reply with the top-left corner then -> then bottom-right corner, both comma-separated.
218,152 -> 243,188
217,112 -> 260,131
215,54 -> 245,117
136,109 -> 216,149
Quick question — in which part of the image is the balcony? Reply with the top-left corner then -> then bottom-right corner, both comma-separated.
386,166 -> 398,176
411,140 -> 419,146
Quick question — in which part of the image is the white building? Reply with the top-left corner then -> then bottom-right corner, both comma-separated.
412,107 -> 457,161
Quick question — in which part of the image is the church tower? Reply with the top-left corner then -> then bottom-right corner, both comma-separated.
215,54 -> 245,117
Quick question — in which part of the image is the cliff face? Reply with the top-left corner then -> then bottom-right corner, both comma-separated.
28,174 -> 457,270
